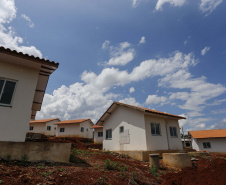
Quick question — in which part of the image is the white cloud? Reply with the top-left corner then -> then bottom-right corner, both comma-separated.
0,0 -> 16,24
200,0 -> 223,15
155,0 -> 187,11
145,94 -> 167,105
129,87 -> 135,93
139,36 -> 146,44
119,97 -> 141,106
132,0 -> 141,8
0,0 -> 42,57
105,41 -> 135,66
201,46 -> 210,55
207,118 -> 226,129
21,14 -> 34,28
102,40 -> 110,49
211,108 -> 226,115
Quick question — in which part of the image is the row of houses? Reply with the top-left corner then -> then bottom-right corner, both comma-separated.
1,46 -> 225,158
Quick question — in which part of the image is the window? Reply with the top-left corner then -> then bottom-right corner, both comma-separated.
151,123 -> 160,135
60,128 -> 65,132
106,129 -> 112,140
86,128 -> 88,132
47,126 -> 51,131
81,127 -> 84,132
98,132 -> 103,137
119,126 -> 124,133
170,127 -> 178,137
203,142 -> 211,148
29,126 -> 33,131
0,78 -> 17,106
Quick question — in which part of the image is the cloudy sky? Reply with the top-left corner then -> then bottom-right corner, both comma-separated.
1,0 -> 226,131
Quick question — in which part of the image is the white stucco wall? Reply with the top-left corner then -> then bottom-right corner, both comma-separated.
103,106 -> 147,151
79,121 -> 93,139
166,119 -> 183,150
94,128 -> 103,144
29,120 -> 58,136
191,137 -> 226,153
0,61 -> 39,142
56,121 -> 93,138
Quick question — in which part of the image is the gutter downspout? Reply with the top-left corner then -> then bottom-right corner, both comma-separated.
165,120 -> 170,150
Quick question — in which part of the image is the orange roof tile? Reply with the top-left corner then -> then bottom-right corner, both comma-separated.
0,46 -> 59,67
189,129 -> 226,139
30,118 -> 60,124
90,125 -> 103,129
54,119 -> 93,125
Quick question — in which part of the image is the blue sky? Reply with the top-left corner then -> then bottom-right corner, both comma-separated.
0,0 -> 226,131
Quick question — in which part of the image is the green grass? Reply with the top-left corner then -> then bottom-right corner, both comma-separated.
40,171 -> 54,177
149,166 -> 158,178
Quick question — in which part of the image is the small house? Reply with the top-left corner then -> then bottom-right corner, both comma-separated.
54,119 -> 94,138
91,125 -> 103,144
95,101 -> 186,161
29,118 -> 60,136
0,47 -> 58,142
189,129 -> 226,153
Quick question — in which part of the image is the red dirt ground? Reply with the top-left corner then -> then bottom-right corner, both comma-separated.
0,136 -> 226,185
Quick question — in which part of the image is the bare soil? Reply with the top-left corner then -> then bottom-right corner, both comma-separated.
0,137 -> 226,185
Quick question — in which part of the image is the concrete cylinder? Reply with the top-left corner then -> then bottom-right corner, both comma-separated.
149,154 -> 160,169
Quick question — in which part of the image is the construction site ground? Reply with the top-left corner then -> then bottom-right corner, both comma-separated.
0,136 -> 226,185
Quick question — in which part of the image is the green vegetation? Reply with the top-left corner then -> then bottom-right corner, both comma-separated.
98,174 -> 106,185
104,159 -> 128,172
38,166 -> 46,169
131,172 -> 137,184
6,154 -> 11,162
21,154 -> 29,163
149,166 -> 158,178
71,148 -> 90,156
59,168 -> 64,172
0,180 -> 4,184
40,171 -> 54,177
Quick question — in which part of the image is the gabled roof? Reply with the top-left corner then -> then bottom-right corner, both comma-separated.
0,47 -> 59,120
90,125 -> 103,129
54,119 -> 94,125
30,118 -> 60,124
189,129 -> 226,139
96,101 -> 186,125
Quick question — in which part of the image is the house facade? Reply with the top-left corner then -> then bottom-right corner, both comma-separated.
55,119 -> 94,138
0,47 -> 59,142
91,125 -> 103,144
189,129 -> 226,153
96,102 -> 185,155
29,118 -> 60,136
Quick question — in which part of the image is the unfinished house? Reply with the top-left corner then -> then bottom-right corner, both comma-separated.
189,129 -> 226,153
91,125 -> 103,144
96,101 -> 186,161
29,118 -> 60,136
0,47 -> 59,142
54,119 -> 94,138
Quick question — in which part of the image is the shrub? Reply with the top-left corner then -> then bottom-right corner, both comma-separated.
6,154 -> 11,162
21,154 -> 29,163
149,166 -> 158,177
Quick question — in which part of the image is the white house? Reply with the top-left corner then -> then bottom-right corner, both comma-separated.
189,129 -> 226,153
96,102 -> 185,160
29,118 -> 60,136
0,47 -> 59,142
54,119 -> 94,138
91,125 -> 103,144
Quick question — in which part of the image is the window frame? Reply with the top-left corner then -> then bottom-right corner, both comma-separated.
0,78 -> 17,107
60,128 -> 65,132
169,127 -> 178,137
98,132 -> 103,137
106,129 -> 112,140
151,123 -> 161,136
203,142 -> 211,149
47,126 -> 51,131
29,126 -> 34,131
81,127 -> 84,132
119,126 -> 124,133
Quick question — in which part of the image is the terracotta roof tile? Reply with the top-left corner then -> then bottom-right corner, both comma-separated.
30,118 -> 59,124
0,46 -> 59,67
54,119 -> 92,125
90,125 -> 103,129
189,129 -> 226,139
115,102 -> 186,119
